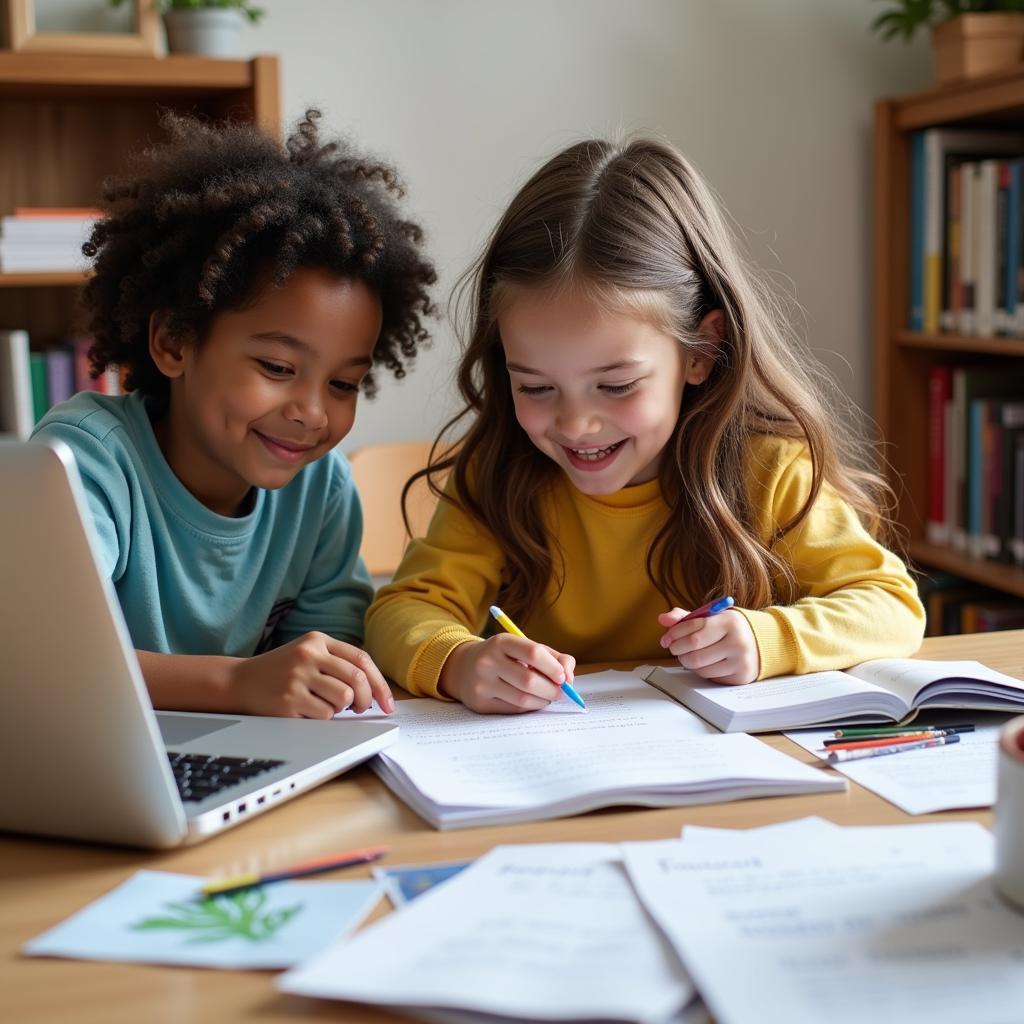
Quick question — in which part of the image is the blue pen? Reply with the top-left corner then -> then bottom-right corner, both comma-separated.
488,605 -> 587,711
681,595 -> 735,621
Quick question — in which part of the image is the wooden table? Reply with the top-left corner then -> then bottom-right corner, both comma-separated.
5,630 -> 1022,1023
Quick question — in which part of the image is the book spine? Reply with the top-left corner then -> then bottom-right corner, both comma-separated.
997,161 -> 1011,334
944,162 -> 962,333
0,329 -> 33,439
967,398 -> 986,556
1009,162 -> 1022,334
944,399 -> 956,548
28,352 -> 48,424
44,347 -> 74,407
924,131 -> 944,334
986,401 -> 1002,557
1002,420 -> 1024,561
927,365 -> 953,544
959,163 -> 977,336
976,160 -> 998,337
952,368 -> 967,550
910,132 -> 926,331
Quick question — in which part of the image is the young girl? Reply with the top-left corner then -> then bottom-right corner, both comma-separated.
33,110 -> 435,719
365,136 -> 925,715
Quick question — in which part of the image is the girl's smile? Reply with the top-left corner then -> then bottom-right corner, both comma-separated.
562,438 -> 628,470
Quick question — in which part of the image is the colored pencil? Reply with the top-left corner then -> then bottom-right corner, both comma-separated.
682,596 -> 735,620
833,724 -> 975,738
489,605 -> 587,711
826,734 -> 960,764
200,845 -> 390,898
823,730 -> 963,750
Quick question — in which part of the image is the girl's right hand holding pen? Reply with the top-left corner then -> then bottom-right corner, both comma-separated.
439,634 -> 576,714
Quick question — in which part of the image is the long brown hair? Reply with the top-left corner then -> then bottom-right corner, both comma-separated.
406,137 -> 894,622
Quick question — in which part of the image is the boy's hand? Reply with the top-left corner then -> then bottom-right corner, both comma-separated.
229,632 -> 395,718
657,608 -> 759,685
439,634 -> 575,714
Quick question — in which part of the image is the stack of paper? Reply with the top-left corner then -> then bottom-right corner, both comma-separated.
280,819 -> 1024,1024
624,818 -> 1024,1024
374,672 -> 844,829
0,210 -> 98,272
279,842 -> 701,1023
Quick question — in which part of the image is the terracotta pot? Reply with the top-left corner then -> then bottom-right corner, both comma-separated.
932,13 -> 1024,85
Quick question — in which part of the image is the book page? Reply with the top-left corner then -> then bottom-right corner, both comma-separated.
624,822 -> 1024,1024
381,672 -> 837,809
846,658 -> 1024,705
280,842 -> 694,1023
644,665 -> 898,727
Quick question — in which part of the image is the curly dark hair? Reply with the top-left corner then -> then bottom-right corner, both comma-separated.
83,108 -> 436,398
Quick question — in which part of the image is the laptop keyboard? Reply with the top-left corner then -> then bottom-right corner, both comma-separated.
167,752 -> 286,803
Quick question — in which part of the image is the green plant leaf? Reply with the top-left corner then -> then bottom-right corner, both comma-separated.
131,892 -> 303,944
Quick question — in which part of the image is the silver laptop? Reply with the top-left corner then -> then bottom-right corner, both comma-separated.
0,438 -> 398,848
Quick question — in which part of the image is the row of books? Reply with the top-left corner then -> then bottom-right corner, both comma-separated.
0,207 -> 100,273
908,128 -> 1024,336
926,364 -> 1024,566
0,330 -> 119,439
917,571 -> 1024,636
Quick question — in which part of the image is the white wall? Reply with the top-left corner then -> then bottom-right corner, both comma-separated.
239,0 -> 933,452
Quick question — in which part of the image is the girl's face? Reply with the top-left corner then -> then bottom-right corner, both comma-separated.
498,287 -> 717,495
151,267 -> 381,516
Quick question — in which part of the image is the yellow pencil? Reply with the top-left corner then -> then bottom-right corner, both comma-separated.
488,605 -> 587,711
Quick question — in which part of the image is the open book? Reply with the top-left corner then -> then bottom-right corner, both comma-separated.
373,671 -> 843,829
640,659 -> 1024,733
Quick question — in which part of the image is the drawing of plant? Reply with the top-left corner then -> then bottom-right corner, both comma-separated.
131,888 -> 303,943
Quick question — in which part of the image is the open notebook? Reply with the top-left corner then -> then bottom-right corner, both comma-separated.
641,658 -> 1024,733
371,671 -> 842,830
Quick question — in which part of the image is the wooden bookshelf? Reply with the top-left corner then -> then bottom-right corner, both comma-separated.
0,51 -> 278,344
875,71 -> 1024,609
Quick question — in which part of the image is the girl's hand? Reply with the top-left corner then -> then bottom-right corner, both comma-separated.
229,632 -> 395,718
439,634 -> 576,714
657,608 -> 759,685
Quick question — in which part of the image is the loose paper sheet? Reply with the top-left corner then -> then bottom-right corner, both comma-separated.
624,820 -> 1024,1024
280,842 -> 694,1024
784,712 -> 1005,814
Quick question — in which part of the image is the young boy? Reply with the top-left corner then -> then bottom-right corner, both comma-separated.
33,110 -> 436,719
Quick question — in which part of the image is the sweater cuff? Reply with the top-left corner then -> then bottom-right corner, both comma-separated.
736,607 -> 799,679
406,627 -> 482,699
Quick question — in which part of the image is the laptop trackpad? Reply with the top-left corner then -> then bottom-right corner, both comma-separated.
156,714 -> 240,746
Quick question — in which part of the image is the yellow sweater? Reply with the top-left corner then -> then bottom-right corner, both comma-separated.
365,436 -> 925,698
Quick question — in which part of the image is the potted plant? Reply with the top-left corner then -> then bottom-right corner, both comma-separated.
111,0 -> 265,57
872,0 -> 1024,84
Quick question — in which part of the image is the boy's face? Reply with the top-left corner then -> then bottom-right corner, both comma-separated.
154,267 -> 381,515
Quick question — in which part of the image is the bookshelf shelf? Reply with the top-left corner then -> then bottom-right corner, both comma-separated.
0,272 -> 88,289
895,330 -> 1024,357
876,74 -> 1024,630
0,53 -> 279,431
909,541 -> 1024,599
893,66 -> 1024,131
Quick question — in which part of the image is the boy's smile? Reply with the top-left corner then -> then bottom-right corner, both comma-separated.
151,267 -> 382,516
498,287 -> 714,495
